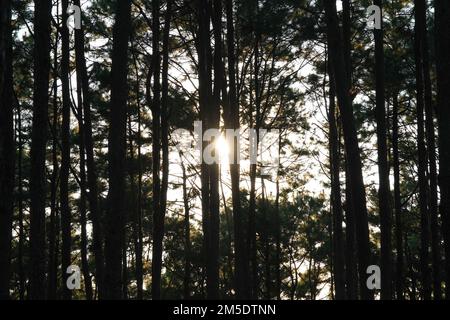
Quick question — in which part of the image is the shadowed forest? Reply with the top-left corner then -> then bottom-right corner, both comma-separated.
1,0 -> 450,301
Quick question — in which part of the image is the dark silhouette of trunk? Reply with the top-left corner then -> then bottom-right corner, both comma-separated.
75,66 -> 93,300
196,0 -> 217,299
104,0 -> 132,300
131,51 -> 144,300
340,1 -> 357,300
328,58 -> 345,300
181,153 -> 191,299
151,0 -> 172,300
151,0 -> 163,300
414,0 -> 431,300
220,172 -> 234,296
373,0 -> 392,300
435,0 -> 450,300
274,132 -> 282,300
225,0 -> 249,299
73,0 -> 105,297
60,0 -> 72,300
419,0 -> 441,300
29,0 -> 52,300
0,0 -> 14,300
47,34 -> 59,300
207,0 -> 222,300
248,0 -> 261,299
392,94 -> 404,300
324,0 -> 373,300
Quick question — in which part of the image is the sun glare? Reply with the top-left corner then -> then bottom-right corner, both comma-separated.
216,135 -> 230,165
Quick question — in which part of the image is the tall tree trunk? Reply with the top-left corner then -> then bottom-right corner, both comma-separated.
419,0 -> 442,300
181,153 -> 191,299
60,0 -> 72,300
225,0 -> 249,300
324,0 -> 373,300
275,132 -> 282,300
374,0 -> 392,300
131,51 -> 144,300
196,0 -> 215,299
73,0 -> 105,297
151,0 -> 173,300
414,0 -> 431,300
29,0 -> 52,300
151,0 -> 163,300
47,33 -> 59,300
104,0 -> 132,300
248,0 -> 261,299
435,0 -> 450,300
340,0 -> 357,300
207,0 -> 222,300
75,70 -> 93,300
0,0 -> 14,300
328,58 -> 345,300
392,94 -> 404,299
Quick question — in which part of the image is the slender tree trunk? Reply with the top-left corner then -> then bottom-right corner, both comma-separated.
0,0 -> 14,300
225,0 -> 249,300
47,35 -> 59,300
104,0 -> 132,300
181,153 -> 191,299
197,0 -> 214,299
151,0 -> 173,300
414,0 -> 431,300
392,94 -> 404,300
60,0 -> 72,300
419,0 -> 442,300
435,0 -> 450,300
340,0 -> 357,300
248,0 -> 261,299
73,0 -> 105,297
324,0 -> 373,300
151,0 -> 163,300
132,52 -> 144,300
76,71 -> 93,300
374,0 -> 393,300
275,132 -> 282,300
328,59 -> 345,300
29,0 -> 52,300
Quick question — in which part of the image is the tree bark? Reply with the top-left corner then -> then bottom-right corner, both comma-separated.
324,0 -> 373,300
374,0 -> 392,300
104,0 -> 132,300
328,58 -> 345,300
392,94 -> 404,300
435,0 -> 450,300
73,0 -> 105,297
75,67 -> 93,300
151,0 -> 163,300
181,153 -> 191,299
414,0 -> 431,300
0,0 -> 14,300
419,0 -> 442,300
60,0 -> 72,300
29,0 -> 52,300
225,0 -> 249,299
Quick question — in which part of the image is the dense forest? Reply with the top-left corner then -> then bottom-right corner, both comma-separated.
0,0 -> 449,300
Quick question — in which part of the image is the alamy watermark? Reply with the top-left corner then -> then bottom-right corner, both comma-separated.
66,265 -> 81,290
173,121 -> 280,177
66,5 -> 81,30
367,5 -> 382,30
